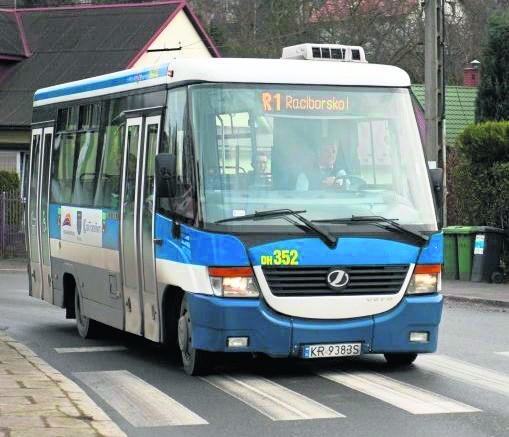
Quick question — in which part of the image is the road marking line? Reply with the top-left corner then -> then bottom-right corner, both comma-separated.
202,374 -> 344,421
496,352 -> 509,357
418,354 -> 509,397
317,370 -> 480,414
75,370 -> 208,427
55,346 -> 128,353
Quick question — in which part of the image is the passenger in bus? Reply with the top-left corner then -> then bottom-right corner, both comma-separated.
248,151 -> 271,188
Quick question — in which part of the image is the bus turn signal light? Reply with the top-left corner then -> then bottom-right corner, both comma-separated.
406,264 -> 441,295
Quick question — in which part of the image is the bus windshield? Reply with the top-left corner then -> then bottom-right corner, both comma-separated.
190,84 -> 437,232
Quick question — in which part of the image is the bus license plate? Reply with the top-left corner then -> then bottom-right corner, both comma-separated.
302,343 -> 361,359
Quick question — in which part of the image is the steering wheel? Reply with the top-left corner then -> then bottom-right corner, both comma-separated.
333,174 -> 367,190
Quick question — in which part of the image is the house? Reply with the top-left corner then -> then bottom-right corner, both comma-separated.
412,66 -> 479,148
0,0 -> 220,179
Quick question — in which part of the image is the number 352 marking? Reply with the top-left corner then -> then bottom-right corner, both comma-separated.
261,249 -> 299,266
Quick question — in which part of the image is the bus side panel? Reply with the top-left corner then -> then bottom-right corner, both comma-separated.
49,204 -> 123,328
50,250 -> 123,329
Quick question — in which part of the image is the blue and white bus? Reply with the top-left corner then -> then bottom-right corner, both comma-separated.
28,43 -> 443,375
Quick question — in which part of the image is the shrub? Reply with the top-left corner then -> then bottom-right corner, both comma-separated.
0,171 -> 20,193
448,121 -> 509,229
456,121 -> 509,164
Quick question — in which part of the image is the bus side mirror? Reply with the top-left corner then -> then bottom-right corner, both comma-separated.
155,153 -> 176,198
430,168 -> 443,193
429,168 -> 444,227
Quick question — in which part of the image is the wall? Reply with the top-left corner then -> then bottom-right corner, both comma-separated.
132,10 -> 212,68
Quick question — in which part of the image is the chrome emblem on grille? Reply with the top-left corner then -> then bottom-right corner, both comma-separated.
327,269 -> 350,289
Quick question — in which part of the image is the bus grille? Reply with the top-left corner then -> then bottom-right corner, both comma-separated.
261,265 -> 410,296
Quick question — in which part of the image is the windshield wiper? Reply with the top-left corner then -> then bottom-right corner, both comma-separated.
215,209 -> 337,248
313,215 -> 429,247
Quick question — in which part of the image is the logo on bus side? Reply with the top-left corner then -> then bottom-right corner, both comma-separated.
60,206 -> 103,248
327,269 -> 350,289
62,213 -> 72,227
77,211 -> 82,235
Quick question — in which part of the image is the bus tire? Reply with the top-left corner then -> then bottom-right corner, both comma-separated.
384,352 -> 418,367
75,291 -> 101,339
178,295 -> 211,376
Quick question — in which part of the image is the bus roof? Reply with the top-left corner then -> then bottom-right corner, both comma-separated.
33,58 -> 411,107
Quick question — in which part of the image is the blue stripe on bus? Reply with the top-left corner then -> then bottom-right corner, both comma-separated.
34,64 -> 169,102
154,212 -> 443,267
49,204 -> 61,239
154,214 -> 250,266
416,232 -> 443,264
248,233 -> 443,266
102,209 -> 119,250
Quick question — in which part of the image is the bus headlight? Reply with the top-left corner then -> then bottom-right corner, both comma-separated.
208,267 -> 259,298
406,264 -> 441,295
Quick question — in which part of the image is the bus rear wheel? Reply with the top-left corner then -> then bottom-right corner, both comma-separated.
75,292 -> 100,339
178,295 -> 211,376
384,352 -> 418,367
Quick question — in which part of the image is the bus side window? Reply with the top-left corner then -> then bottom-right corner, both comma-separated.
51,133 -> 76,205
94,98 -> 126,209
72,131 -> 99,206
160,88 -> 195,221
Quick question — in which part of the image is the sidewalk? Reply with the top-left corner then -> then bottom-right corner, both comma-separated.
0,334 -> 125,437
0,258 -> 27,272
442,279 -> 509,307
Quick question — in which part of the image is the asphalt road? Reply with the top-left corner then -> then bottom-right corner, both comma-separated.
1,271 -> 508,437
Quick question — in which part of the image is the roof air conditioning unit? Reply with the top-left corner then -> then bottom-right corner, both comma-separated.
282,43 -> 367,63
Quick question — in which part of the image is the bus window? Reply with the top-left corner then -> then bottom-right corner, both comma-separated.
50,133 -> 76,205
159,88 -> 195,221
94,98 -> 126,209
190,84 -> 437,228
72,131 -> 99,206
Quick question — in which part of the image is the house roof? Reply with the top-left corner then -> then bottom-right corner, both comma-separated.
411,85 -> 478,146
0,1 -> 219,128
0,12 -> 24,58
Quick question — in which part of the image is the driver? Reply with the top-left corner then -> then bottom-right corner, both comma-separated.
295,140 -> 348,190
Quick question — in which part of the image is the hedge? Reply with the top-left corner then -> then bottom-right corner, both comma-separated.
448,121 -> 509,230
0,171 -> 20,193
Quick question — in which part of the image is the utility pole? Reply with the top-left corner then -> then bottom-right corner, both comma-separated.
424,0 -> 446,225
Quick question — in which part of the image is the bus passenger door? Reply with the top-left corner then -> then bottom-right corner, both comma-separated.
120,117 -> 143,334
28,129 -> 42,298
139,115 -> 161,342
39,127 -> 54,303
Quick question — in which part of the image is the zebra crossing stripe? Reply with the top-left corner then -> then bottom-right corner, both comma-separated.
202,374 -> 344,421
75,370 -> 208,427
418,354 -> 509,397
317,370 -> 480,414
496,352 -> 509,357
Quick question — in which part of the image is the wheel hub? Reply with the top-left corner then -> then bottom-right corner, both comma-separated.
178,315 -> 189,353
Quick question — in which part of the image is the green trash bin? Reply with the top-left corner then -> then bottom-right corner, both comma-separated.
442,228 -> 459,280
451,226 -> 478,281
442,226 -> 477,281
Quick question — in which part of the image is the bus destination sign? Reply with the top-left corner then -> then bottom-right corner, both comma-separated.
261,91 -> 350,114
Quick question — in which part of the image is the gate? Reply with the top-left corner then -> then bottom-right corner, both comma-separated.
0,192 -> 26,258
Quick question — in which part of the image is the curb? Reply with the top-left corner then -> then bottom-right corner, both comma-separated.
443,294 -> 509,308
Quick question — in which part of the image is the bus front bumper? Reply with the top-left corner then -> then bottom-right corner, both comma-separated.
187,293 -> 443,357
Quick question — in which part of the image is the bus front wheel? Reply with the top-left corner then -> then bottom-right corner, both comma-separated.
178,295 -> 211,375
384,352 -> 418,367
75,292 -> 100,339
